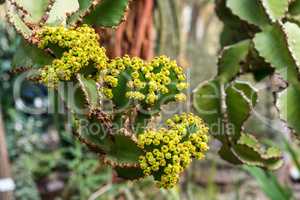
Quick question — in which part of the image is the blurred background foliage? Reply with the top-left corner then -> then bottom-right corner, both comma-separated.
1,0 -> 300,199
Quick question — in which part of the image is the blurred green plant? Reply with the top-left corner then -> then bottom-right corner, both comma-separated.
244,166 -> 293,200
192,0 -> 300,170
0,19 -> 45,200
13,157 -> 41,200
61,143 -> 112,200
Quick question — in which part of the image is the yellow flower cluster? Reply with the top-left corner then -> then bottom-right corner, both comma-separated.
137,113 -> 209,188
37,25 -> 188,108
100,55 -> 188,106
37,25 -> 108,86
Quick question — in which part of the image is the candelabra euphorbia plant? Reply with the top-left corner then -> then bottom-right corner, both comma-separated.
193,0 -> 300,170
9,0 -> 299,189
5,0 -> 209,188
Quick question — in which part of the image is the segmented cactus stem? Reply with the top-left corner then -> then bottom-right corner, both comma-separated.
9,66 -> 32,74
39,0 -> 56,26
113,0 -> 131,28
7,0 -> 28,19
6,0 -> 32,39
100,155 -> 140,168
88,108 -> 113,135
72,0 -> 102,27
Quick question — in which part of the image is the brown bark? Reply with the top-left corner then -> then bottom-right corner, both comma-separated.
142,8 -> 154,60
0,109 -> 13,200
98,0 -> 155,60
130,0 -> 153,57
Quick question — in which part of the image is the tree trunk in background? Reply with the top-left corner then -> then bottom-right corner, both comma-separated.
98,0 -> 154,60
0,109 -> 13,200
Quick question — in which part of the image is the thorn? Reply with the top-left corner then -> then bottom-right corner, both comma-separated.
9,66 -> 32,74
39,0 -> 55,26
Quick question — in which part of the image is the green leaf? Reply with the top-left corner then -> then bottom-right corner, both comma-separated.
115,167 -> 144,180
193,80 -> 257,142
194,79 -> 282,169
112,70 -> 131,108
133,112 -> 152,135
232,133 -> 283,170
76,74 -> 99,111
289,0 -> 300,16
226,0 -> 270,28
75,114 -> 145,169
232,81 -> 258,106
218,144 -> 242,165
193,80 -> 222,134
15,0 -> 49,23
244,166 -> 292,200
12,39 -> 53,68
260,0 -> 289,22
84,0 -> 129,27
106,134 -> 143,166
75,113 -> 143,166
219,25 -> 252,47
277,85 -> 300,136
253,25 -> 300,86
283,22 -> 300,67
75,114 -> 112,152
57,81 -> 89,114
216,0 -> 255,30
67,0 -> 96,26
219,133 -> 283,170
46,0 -> 80,25
225,82 -> 257,140
218,40 -> 250,83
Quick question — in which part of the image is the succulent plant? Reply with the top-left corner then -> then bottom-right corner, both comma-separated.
5,0 -> 210,188
193,0 -> 300,170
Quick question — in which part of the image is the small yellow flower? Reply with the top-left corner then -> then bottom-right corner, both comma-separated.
153,149 -> 160,155
146,152 -> 154,160
143,167 -> 151,176
132,71 -> 139,79
140,162 -> 148,170
165,152 -> 172,159
159,159 -> 167,166
153,139 -> 160,145
146,93 -> 157,105
175,94 -> 187,102
161,145 -> 169,153
177,82 -> 188,90
101,88 -> 113,99
163,136 -> 170,143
